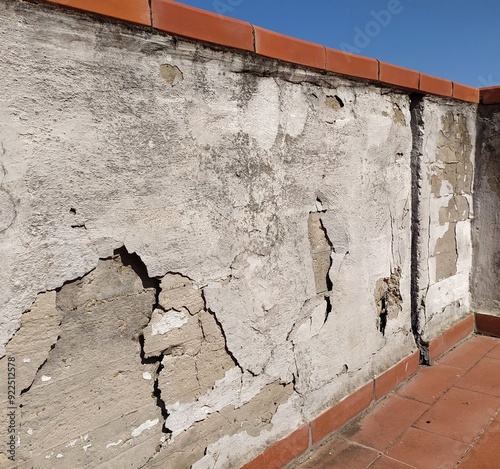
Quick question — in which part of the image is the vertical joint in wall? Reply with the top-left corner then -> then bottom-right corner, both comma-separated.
409,93 -> 430,365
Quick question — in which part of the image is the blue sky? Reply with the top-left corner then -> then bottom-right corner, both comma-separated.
177,0 -> 500,87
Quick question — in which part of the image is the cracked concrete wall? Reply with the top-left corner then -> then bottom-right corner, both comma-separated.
413,98 -> 476,347
0,1 -> 480,467
473,103 -> 500,315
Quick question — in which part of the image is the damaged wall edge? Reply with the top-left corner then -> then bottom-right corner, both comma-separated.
409,93 -> 430,364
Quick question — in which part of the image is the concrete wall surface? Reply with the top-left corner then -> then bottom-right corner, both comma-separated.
0,2 -> 489,468
473,103 -> 500,315
412,98 -> 476,355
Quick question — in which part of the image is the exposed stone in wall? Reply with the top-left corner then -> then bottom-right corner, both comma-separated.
1,291 -> 62,394
148,382 -> 293,469
473,104 -> 500,314
160,64 -> 184,86
439,195 -> 469,224
308,209 -> 333,296
143,275 -> 235,405
6,252 -> 162,468
374,268 -> 403,335
0,158 -> 16,233
325,95 -> 344,111
0,248 -> 295,468
433,223 -> 458,281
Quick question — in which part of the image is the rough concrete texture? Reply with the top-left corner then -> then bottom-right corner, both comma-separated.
0,1 -> 482,467
473,104 -> 500,315
414,99 -> 476,345
7,253 -> 162,468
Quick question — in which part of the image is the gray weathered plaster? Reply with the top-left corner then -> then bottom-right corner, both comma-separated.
413,98 -> 476,344
473,104 -> 500,315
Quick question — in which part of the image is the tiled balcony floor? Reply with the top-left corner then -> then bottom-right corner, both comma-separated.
293,334 -> 500,469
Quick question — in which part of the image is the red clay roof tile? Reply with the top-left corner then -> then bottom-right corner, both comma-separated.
152,0 -> 254,52
325,48 -> 378,81
40,0 -> 151,25
254,26 -> 325,70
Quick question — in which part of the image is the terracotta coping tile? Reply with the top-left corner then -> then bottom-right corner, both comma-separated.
240,424 -> 309,469
379,62 -> 419,90
254,26 -> 325,70
374,351 -> 419,401
453,82 -> 480,103
430,314 -> 474,361
152,0 -> 254,52
39,0 -> 151,25
310,381 -> 373,444
419,73 -> 453,97
325,48 -> 378,81
480,86 -> 500,104
475,312 -> 500,337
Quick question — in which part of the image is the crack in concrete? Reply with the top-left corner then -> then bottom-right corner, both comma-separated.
19,336 -> 61,396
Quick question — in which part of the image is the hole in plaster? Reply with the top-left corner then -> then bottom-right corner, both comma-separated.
324,295 -> 332,324
374,269 -> 402,337
325,95 -> 345,111
315,197 -> 326,213
379,300 -> 388,336
139,334 -> 171,436
69,208 -> 76,215
114,246 -> 159,291
308,207 -> 334,296
159,64 -> 184,86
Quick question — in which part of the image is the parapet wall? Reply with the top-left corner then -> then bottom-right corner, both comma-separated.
473,90 -> 500,316
0,1 -> 498,468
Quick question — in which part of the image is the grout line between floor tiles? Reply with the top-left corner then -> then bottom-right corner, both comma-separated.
453,407 -> 500,468
452,382 -> 500,398
486,354 -> 500,360
378,454 -> 418,469
409,419 -> 488,446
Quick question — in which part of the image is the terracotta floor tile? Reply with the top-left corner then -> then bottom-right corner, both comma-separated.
397,363 -> 463,404
367,455 -> 416,468
457,413 -> 500,468
385,427 -> 468,469
414,387 -> 500,443
455,356 -> 500,396
342,395 -> 429,451
437,335 -> 498,370
297,438 -> 378,469
486,343 -> 500,360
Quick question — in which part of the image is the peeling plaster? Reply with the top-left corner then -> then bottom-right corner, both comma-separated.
131,419 -> 160,438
